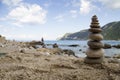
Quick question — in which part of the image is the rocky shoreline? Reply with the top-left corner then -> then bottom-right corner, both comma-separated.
0,35 -> 120,80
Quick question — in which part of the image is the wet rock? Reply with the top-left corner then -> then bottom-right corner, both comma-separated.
53,43 -> 59,48
112,44 -> 120,48
68,44 -> 79,47
79,49 -> 82,51
103,43 -> 112,49
63,49 -> 75,56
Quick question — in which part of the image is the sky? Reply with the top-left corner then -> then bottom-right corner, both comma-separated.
0,0 -> 120,40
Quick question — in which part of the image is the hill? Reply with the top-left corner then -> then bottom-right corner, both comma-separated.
59,21 -> 120,40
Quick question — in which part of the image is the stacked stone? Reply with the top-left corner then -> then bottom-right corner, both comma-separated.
84,15 -> 104,64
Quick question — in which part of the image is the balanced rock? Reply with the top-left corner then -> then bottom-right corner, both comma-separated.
84,15 -> 104,64
87,41 -> 104,49
89,33 -> 103,41
86,48 -> 104,58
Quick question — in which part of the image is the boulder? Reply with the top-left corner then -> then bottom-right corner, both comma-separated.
53,43 -> 59,48
112,44 -> 120,48
103,43 -> 112,49
63,49 -> 75,56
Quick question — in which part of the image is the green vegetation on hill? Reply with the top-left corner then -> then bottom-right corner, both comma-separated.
102,21 -> 120,40
59,21 -> 120,40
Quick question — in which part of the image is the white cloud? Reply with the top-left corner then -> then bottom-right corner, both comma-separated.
70,10 -> 77,14
80,0 -> 93,14
54,14 -> 64,22
70,10 -> 78,18
99,0 -> 120,9
6,3 -> 47,26
1,0 -> 22,6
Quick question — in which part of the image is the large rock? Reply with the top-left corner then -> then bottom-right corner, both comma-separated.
112,44 -> 120,48
87,41 -> 104,49
63,49 -> 75,56
103,43 -> 112,49
53,43 -> 59,48
89,33 -> 103,41
86,48 -> 104,58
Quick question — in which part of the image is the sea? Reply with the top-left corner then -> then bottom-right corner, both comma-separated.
44,40 -> 120,57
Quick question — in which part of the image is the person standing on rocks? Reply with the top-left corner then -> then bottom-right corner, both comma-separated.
41,37 -> 46,48
84,15 -> 104,64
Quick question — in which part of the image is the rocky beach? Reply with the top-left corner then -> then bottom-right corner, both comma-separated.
0,35 -> 120,80
0,0 -> 120,79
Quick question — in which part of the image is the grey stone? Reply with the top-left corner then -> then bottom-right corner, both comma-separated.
89,33 -> 103,41
87,41 -> 104,49
86,48 -> 104,58
89,28 -> 102,33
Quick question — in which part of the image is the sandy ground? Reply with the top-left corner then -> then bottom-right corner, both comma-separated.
0,40 -> 120,80
0,51 -> 120,80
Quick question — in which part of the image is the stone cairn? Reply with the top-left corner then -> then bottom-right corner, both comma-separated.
84,15 -> 104,64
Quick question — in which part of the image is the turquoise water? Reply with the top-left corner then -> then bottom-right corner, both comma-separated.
44,40 -> 120,57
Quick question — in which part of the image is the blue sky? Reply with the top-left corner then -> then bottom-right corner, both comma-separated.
0,0 -> 120,40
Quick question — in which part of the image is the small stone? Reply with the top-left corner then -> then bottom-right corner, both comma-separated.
84,57 -> 104,64
87,41 -> 104,49
86,48 -> 104,58
89,28 -> 102,33
90,22 -> 100,28
89,33 -> 103,41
